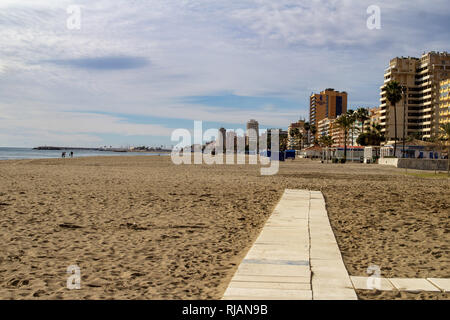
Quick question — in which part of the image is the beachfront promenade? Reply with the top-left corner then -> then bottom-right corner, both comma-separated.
222,189 -> 357,300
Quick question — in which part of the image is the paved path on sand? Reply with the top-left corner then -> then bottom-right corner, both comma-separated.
222,189 -> 450,299
222,189 -> 357,300
350,276 -> 450,292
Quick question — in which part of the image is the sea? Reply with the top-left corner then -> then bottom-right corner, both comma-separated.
0,147 -> 169,160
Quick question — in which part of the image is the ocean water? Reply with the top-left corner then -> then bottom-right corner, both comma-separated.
0,147 -> 169,160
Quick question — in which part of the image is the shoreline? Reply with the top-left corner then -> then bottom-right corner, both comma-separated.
0,150 -> 171,162
33,146 -> 172,153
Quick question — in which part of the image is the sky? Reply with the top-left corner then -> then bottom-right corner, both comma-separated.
0,0 -> 449,148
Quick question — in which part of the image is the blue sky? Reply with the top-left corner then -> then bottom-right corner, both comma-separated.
0,0 -> 449,147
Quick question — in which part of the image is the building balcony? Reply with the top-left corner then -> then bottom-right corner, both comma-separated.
420,74 -> 431,81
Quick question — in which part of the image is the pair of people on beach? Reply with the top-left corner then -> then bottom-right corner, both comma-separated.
62,151 -> 74,158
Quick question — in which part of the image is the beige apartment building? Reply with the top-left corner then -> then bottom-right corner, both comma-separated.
317,118 -> 333,138
366,106 -> 381,129
380,51 -> 450,142
439,78 -> 450,126
318,117 -> 360,147
329,120 -> 347,147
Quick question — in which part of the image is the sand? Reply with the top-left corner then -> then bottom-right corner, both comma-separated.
356,290 -> 449,300
0,156 -> 448,299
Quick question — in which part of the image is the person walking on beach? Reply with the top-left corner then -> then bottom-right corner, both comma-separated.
62,152 -> 66,158
70,151 -> 74,158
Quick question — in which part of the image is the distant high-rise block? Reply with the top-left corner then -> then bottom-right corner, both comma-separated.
226,130 -> 236,153
217,127 -> 226,153
310,89 -> 347,140
246,119 -> 259,151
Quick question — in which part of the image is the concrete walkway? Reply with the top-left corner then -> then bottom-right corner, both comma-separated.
222,189 -> 357,300
350,276 -> 450,292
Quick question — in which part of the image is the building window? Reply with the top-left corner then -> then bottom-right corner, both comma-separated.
336,96 -> 343,116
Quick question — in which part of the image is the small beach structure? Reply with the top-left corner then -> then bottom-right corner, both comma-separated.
363,146 -> 381,163
285,150 -> 296,160
381,140 -> 443,159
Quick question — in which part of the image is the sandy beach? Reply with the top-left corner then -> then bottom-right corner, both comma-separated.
0,156 -> 448,299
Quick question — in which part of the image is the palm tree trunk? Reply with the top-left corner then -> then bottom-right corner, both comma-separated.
344,131 -> 347,162
393,102 -> 398,157
352,124 -> 354,146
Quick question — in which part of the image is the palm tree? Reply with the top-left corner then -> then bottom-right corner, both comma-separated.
355,107 -> 370,133
296,131 -> 303,150
308,125 -> 317,145
319,135 -> 334,163
335,113 -> 355,162
304,122 -> 311,146
318,135 -> 334,148
371,123 -> 383,136
289,127 -> 303,150
289,128 -> 297,148
280,135 -> 288,152
346,109 -> 358,147
440,123 -> 450,175
357,130 -> 384,146
310,125 -> 317,141
385,81 -> 403,157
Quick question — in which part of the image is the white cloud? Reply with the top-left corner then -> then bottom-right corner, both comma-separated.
0,0 -> 448,146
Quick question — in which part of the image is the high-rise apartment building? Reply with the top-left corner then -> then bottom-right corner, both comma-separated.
310,89 -> 347,140
217,127 -> 226,153
246,119 -> 259,135
226,130 -> 237,153
439,78 -> 449,126
380,51 -> 450,141
246,119 -> 259,150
